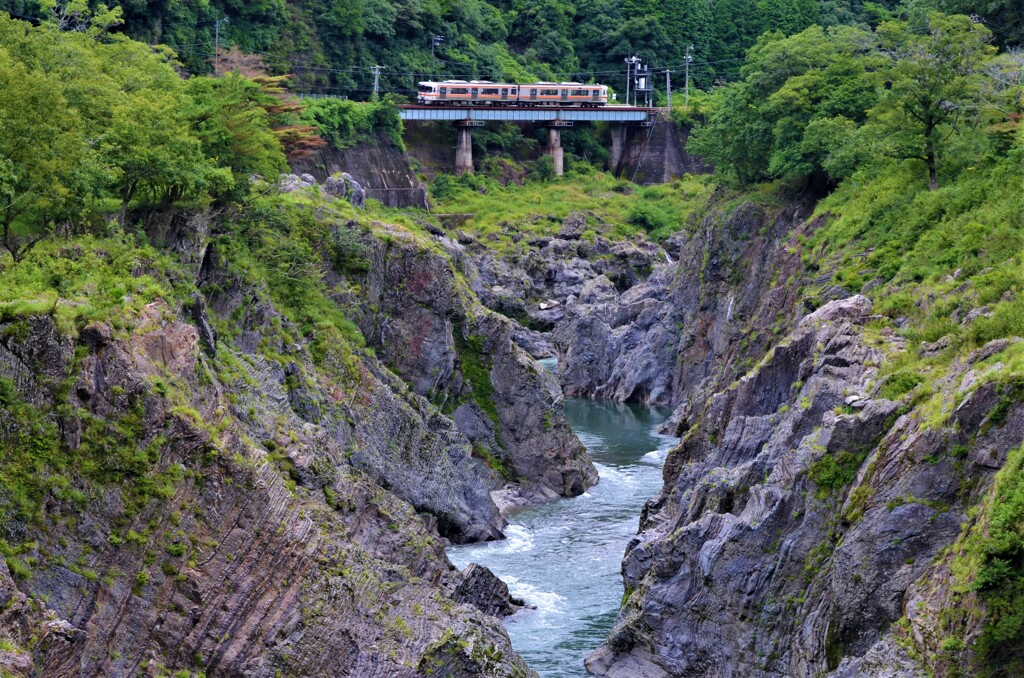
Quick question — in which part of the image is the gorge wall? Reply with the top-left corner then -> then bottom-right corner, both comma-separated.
455,189 -> 1023,677
0,198 -> 597,676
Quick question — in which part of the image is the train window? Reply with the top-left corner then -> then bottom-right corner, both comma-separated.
450,88 -> 469,95
481,88 -> 499,95
541,89 -> 558,96
418,83 -> 435,93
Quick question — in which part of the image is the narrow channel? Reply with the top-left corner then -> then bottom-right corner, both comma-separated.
448,360 -> 676,677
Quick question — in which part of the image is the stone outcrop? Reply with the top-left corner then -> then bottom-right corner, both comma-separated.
453,564 -> 525,618
454,211 -> 664,345
280,172 -> 367,208
347,225 -> 598,505
199,241 -> 505,544
555,198 -> 816,412
585,295 -> 1022,676
0,303 -> 536,677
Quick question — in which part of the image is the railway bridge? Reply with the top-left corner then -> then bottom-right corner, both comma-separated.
397,105 -> 655,176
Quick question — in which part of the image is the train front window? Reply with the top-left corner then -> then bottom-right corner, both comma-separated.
418,84 -> 435,93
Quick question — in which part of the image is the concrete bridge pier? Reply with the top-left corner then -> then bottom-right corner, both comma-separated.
547,127 -> 564,176
455,121 -> 479,175
609,124 -> 628,174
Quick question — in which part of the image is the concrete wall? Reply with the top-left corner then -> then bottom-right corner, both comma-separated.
289,132 -> 429,209
609,114 -> 712,184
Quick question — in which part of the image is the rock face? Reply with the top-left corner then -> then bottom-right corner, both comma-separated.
348,225 -> 598,505
555,199 -> 816,411
453,564 -> 524,618
199,241 -> 505,544
453,211 -> 664,355
289,132 -> 429,209
0,202 -> 603,675
585,296 -> 1022,677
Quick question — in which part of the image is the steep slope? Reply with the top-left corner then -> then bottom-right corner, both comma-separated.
555,195 -> 815,412
345,225 -> 597,507
576,148 -> 1024,673
586,295 -> 1023,676
0,192 -> 594,676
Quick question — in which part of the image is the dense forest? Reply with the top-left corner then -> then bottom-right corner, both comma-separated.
1,0 -> 1021,98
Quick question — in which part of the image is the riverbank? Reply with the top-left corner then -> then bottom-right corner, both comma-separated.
449,389 -> 675,677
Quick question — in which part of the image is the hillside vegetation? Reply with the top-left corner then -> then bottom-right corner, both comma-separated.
2,0 -> 1019,99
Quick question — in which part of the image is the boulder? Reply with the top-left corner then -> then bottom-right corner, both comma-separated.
342,172 -> 366,208
323,174 -> 348,198
453,563 -> 524,617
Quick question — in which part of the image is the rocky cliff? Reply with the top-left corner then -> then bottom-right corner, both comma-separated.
443,184 -> 1023,676
584,290 -> 1023,676
0,194 -> 595,676
554,195 -> 819,416
343,223 -> 597,508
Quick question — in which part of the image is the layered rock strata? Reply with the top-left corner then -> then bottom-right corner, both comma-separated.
586,295 -> 1023,676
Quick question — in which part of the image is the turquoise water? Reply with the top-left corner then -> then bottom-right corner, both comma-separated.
448,369 -> 674,677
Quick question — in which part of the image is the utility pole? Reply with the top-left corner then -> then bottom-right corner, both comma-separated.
624,55 -> 640,106
666,69 -> 672,110
214,17 -> 228,76
684,44 -> 693,109
372,64 -> 384,102
431,35 -> 445,58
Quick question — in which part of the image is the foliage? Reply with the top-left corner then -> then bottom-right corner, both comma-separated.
878,370 -> 925,399
691,24 -> 883,187
3,0 -> 964,100
0,235 -> 190,334
808,450 -> 867,499
428,170 -> 712,250
0,44 -> 93,261
301,98 -> 404,150
691,14 -> 1007,190
955,443 -> 1024,674
185,74 -> 289,192
866,13 -> 995,190
0,14 -> 323,260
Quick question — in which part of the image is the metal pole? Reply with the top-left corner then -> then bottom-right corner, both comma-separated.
372,65 -> 383,102
666,70 -> 672,110
624,57 -> 631,107
684,45 -> 692,109
214,18 -> 228,75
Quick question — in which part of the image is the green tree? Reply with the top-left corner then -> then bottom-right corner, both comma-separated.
691,24 -> 881,186
185,74 -> 288,195
868,13 -> 995,189
0,47 -> 92,261
101,92 -> 224,225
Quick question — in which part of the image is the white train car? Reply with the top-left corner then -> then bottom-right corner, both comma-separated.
417,80 -> 609,107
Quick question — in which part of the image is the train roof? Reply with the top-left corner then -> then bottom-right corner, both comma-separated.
418,80 -> 607,88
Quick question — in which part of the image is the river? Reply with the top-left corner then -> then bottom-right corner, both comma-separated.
448,361 -> 675,677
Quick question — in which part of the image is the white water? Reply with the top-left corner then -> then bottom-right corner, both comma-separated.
449,361 -> 675,676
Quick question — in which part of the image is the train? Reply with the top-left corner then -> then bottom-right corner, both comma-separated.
416,80 -> 609,107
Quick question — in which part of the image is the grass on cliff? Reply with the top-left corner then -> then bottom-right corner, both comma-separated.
800,137 -> 1024,673
0,234 -> 193,335
428,167 -> 713,248
211,192 -> 370,383
808,157 -> 1024,358
950,440 -> 1024,675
